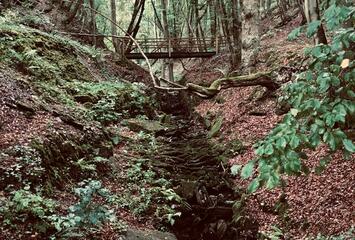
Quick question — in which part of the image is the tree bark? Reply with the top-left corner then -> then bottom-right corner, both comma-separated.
65,0 -> 83,24
304,0 -> 327,45
89,0 -> 97,47
186,70 -> 279,98
241,0 -> 261,68
110,0 -> 121,54
161,0 -> 174,82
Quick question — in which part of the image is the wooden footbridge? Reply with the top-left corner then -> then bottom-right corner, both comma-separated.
122,37 -> 228,59
56,31 -> 227,60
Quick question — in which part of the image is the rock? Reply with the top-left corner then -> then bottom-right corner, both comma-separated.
74,94 -> 97,104
98,141 -> 113,158
125,119 -> 168,133
176,180 -> 197,199
123,228 -> 177,240
208,116 -> 223,138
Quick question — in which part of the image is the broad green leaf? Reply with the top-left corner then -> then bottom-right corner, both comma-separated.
255,146 -> 265,156
306,20 -> 321,38
290,135 -> 300,149
276,137 -> 287,149
264,144 -> 274,155
288,27 -> 303,40
112,135 -> 120,145
241,161 -> 255,179
315,156 -> 331,174
343,139 -> 355,153
231,165 -> 242,176
208,116 -> 224,138
247,179 -> 260,193
266,173 -> 280,189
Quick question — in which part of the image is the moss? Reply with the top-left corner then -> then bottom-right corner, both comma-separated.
0,23 -> 158,123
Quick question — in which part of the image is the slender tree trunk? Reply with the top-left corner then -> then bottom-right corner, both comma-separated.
65,0 -> 83,24
278,0 -> 289,22
89,0 -> 96,47
304,0 -> 327,44
210,0 -> 217,46
231,0 -> 242,68
161,0 -> 174,81
110,0 -> 122,55
241,0 -> 261,68
125,0 -> 146,52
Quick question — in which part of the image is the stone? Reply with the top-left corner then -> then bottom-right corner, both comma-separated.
123,228 -> 177,240
125,119 -> 168,133
74,94 -> 97,104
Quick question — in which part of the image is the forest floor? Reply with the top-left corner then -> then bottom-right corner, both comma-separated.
0,5 -> 354,240
184,15 -> 355,239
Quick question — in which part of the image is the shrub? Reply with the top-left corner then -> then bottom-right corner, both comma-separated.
233,1 -> 354,192
0,186 -> 55,233
49,180 -> 116,238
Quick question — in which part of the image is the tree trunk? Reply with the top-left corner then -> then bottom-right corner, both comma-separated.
65,0 -> 83,24
241,0 -> 261,68
304,0 -> 327,44
186,70 -> 279,98
161,0 -> 174,82
125,0 -> 146,53
231,0 -> 242,68
110,0 -> 123,56
89,0 -> 97,47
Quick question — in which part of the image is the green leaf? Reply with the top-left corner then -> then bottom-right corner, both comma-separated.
231,165 -> 242,176
306,20 -> 321,38
288,27 -> 303,40
266,173 -> 280,189
111,135 -> 121,145
343,139 -> 355,153
264,144 -> 274,155
290,135 -> 300,149
208,116 -> 224,138
315,156 -> 331,174
241,161 -> 255,179
276,137 -> 287,149
247,179 -> 260,193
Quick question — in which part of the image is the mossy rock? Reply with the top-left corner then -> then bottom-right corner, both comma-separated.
125,119 -> 169,133
124,228 -> 177,240
208,116 -> 224,138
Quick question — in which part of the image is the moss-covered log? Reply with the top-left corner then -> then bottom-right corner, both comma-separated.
186,70 -> 279,98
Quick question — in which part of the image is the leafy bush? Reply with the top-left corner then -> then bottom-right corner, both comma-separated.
116,157 -> 182,225
49,180 -> 116,238
67,81 -> 156,123
0,186 -> 55,233
233,2 -> 354,192
0,146 -> 45,188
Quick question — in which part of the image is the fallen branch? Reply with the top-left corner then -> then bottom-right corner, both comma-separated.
186,70 -> 279,98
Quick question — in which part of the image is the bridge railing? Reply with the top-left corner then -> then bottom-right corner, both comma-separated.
121,37 -> 228,54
